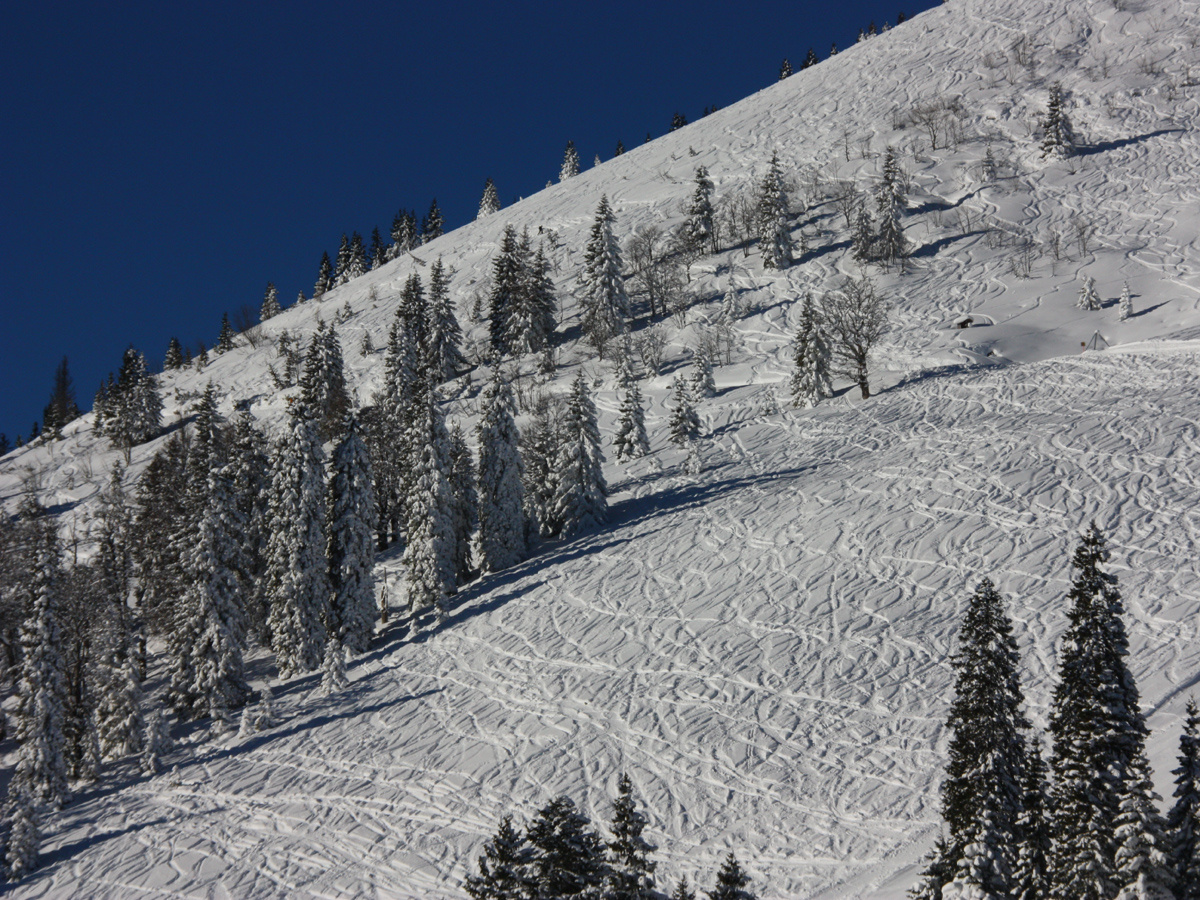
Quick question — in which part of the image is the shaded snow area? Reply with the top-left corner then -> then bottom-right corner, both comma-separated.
17,347 -> 1200,899
3,0 -> 1200,895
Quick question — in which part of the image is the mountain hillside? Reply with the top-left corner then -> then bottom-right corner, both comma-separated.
2,0 -> 1199,896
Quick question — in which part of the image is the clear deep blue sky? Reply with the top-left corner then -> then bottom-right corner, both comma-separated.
0,0 -> 933,444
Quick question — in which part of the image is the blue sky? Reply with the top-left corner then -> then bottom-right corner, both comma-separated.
0,0 -> 932,444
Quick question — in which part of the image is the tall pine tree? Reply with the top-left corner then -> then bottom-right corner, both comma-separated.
1166,699 -> 1200,899
581,195 -> 629,357
476,370 -> 527,572
327,414 -> 377,655
551,372 -> 608,537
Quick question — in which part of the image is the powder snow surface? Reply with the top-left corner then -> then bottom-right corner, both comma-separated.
3,0 -> 1200,896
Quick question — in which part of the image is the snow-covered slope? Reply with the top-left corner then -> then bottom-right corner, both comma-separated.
3,0 -> 1200,895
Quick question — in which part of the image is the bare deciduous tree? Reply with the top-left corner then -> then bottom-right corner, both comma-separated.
625,225 -> 688,321
824,275 -> 890,399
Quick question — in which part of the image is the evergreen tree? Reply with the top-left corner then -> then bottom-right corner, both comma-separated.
392,209 -> 419,255
217,313 -> 236,353
103,347 -> 162,458
931,578 -> 1032,899
333,234 -> 352,285
852,205 -> 875,263
523,394 -> 563,538
140,707 -> 171,775
684,166 -> 717,255
479,177 -> 502,218
672,877 -> 697,900
668,376 -> 701,446
1012,737 -> 1052,900
876,147 -> 908,268
552,372 -> 608,537
170,462 -> 250,724
448,423 -> 479,586
428,257 -> 467,382
613,379 -> 650,462
318,636 -> 349,695
671,112 -> 688,131
526,796 -> 610,897
260,282 -> 282,321
1077,277 -> 1102,311
510,236 -> 557,356
790,293 -> 833,408
1166,699 -> 1200,899
265,404 -> 329,677
369,227 -> 387,270
561,141 -> 580,181
14,513 -> 68,809
779,58 -> 793,79
402,388 -> 456,620
4,762 -> 40,880
489,225 -> 526,359
803,48 -> 819,68
423,199 -> 445,243
830,42 -> 838,56
41,356 -> 80,439
476,370 -> 526,573
581,195 -> 629,357
164,337 -> 184,371
345,231 -> 368,281
709,852 -> 755,900
466,815 -> 535,900
606,773 -> 657,900
1039,84 -> 1074,160
615,140 -> 625,157
690,347 -> 716,399
1048,524 -> 1159,900
226,408 -> 271,643
299,322 -> 351,441
757,152 -> 793,270
327,415 -> 377,655
1118,283 -> 1134,322
314,251 -> 334,298
1112,754 -> 1174,900
237,683 -> 278,736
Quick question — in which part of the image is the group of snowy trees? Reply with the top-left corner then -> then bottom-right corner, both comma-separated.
467,774 -> 757,900
488,225 -> 557,360
93,347 -> 163,461
789,277 -> 889,403
913,524 -> 1200,900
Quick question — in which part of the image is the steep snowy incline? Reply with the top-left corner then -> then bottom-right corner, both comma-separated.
19,344 -> 1200,899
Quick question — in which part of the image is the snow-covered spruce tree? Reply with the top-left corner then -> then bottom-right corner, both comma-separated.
851,205 -> 874,263
448,423 -> 478,586
400,271 -> 431,365
668,375 -> 701,446
318,635 -> 349,696
1039,84 -> 1074,161
164,336 -> 184,371
227,407 -> 271,642
333,234 -> 352,285
560,140 -> 580,181
552,372 -> 608,538
523,393 -> 563,538
170,462 -> 250,725
313,251 -> 334,298
1077,277 -> 1102,312
1048,524 -> 1168,900
1119,283 -> 1133,322
327,414 -> 377,655
527,796 -> 610,896
581,195 -> 629,357
402,387 -> 457,622
368,308 -> 422,548
824,274 -> 889,400
265,403 -> 329,677
423,199 -> 445,243
690,346 -> 716,399
803,47 -> 819,68
260,282 -> 282,321
4,761 -> 40,880
1112,752 -> 1174,900
140,707 -> 171,775
346,231 -> 368,281
709,852 -> 756,900
756,151 -> 793,270
14,513 -> 69,809
489,225 -> 527,359
217,313 -> 235,353
790,293 -> 834,408
103,347 -> 162,459
1167,699 -> 1200,899
779,57 -> 793,79
479,177 -> 502,218
606,772 -> 657,900
509,237 -> 557,356
876,146 -> 908,269
237,683 -> 278,736
613,379 -> 650,462
130,433 -> 189,632
427,256 -> 466,383
476,370 -> 526,573
369,227 -> 387,270
917,578 -> 1032,899
465,814 -> 535,900
1012,736 -> 1052,900
685,166 -> 717,255
94,647 -> 144,761
299,321 -> 350,442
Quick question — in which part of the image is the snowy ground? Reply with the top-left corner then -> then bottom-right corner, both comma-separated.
3,0 -> 1200,895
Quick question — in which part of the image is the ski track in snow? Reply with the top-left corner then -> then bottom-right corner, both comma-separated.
4,0 -> 1200,896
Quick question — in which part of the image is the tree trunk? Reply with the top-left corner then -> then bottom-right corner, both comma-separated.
859,378 -> 871,400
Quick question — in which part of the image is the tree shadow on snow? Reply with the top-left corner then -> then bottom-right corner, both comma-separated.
1077,129 -> 1184,157
32,818 -> 172,875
